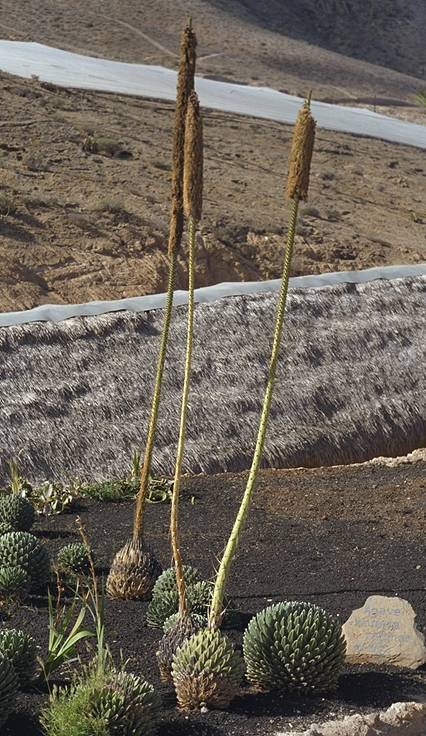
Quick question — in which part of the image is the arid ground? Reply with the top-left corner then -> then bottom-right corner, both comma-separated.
4,460 -> 426,735
0,0 -> 425,312
0,73 -> 425,312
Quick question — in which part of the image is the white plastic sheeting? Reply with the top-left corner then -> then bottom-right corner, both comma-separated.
0,41 -> 426,149
1,264 -> 425,327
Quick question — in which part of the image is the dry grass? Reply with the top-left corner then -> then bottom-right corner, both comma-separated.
0,276 -> 424,485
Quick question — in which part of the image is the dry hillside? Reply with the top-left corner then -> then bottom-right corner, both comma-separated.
0,0 -> 425,101
0,1 -> 425,311
0,71 -> 425,311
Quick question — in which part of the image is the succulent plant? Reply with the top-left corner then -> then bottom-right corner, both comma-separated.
172,628 -> 244,710
0,495 -> 35,532
243,601 -> 346,694
0,565 -> 31,603
0,653 -> 18,729
0,522 -> 13,536
0,629 -> 38,687
147,580 -> 212,629
147,588 -> 179,629
0,531 -> 50,591
106,539 -> 162,600
57,543 -> 92,578
163,611 -> 207,633
157,613 -> 207,683
152,564 -> 201,599
89,670 -> 159,735
42,667 -> 159,736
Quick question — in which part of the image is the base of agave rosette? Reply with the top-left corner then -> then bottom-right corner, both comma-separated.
156,614 -> 206,683
174,671 -> 241,711
172,629 -> 244,711
106,538 -> 162,600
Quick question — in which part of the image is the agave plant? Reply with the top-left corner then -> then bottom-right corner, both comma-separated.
0,531 -> 50,590
172,97 -> 316,710
57,542 -> 92,578
0,565 -> 31,603
107,20 -> 197,602
243,601 -> 346,693
148,580 -> 212,629
172,628 -> 244,710
0,494 -> 35,532
0,629 -> 38,687
41,666 -> 159,736
152,565 -> 201,599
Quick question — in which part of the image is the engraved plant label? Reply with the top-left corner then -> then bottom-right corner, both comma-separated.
343,595 -> 426,669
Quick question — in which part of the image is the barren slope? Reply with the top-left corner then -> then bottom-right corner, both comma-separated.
0,0 -> 425,103
0,72 -> 425,311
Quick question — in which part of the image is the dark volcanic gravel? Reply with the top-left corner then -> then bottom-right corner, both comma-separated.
2,461 -> 426,735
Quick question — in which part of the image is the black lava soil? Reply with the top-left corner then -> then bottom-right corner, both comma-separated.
3,461 -> 426,735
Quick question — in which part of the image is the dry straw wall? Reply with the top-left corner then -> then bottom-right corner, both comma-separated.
0,276 -> 424,485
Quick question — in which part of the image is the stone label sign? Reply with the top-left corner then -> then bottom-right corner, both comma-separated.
343,595 -> 426,669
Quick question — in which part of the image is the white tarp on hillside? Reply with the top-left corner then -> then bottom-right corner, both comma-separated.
0,41 -> 425,149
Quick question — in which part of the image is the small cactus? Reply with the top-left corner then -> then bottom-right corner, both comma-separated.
0,629 -> 38,687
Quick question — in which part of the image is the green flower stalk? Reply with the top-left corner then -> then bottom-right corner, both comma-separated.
157,91 -> 205,683
171,91 -> 203,618
106,21 -> 197,601
172,100 -> 317,711
208,97 -> 316,629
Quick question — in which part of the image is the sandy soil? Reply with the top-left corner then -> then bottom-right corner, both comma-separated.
4,461 -> 426,735
0,71 -> 425,312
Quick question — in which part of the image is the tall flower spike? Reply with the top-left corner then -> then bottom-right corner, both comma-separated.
107,21 -> 197,601
286,97 -> 316,201
171,97 -> 317,714
168,22 -> 197,255
157,89 -> 205,682
183,91 -> 203,222
207,95 -> 316,630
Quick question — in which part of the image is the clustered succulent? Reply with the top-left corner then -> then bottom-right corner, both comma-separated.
0,531 -> 50,591
147,576 -> 212,628
243,601 -> 347,693
0,18 -> 346,734
0,629 -> 38,687
156,613 -> 207,683
0,494 -> 35,532
42,667 -> 159,736
57,542 -> 92,578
